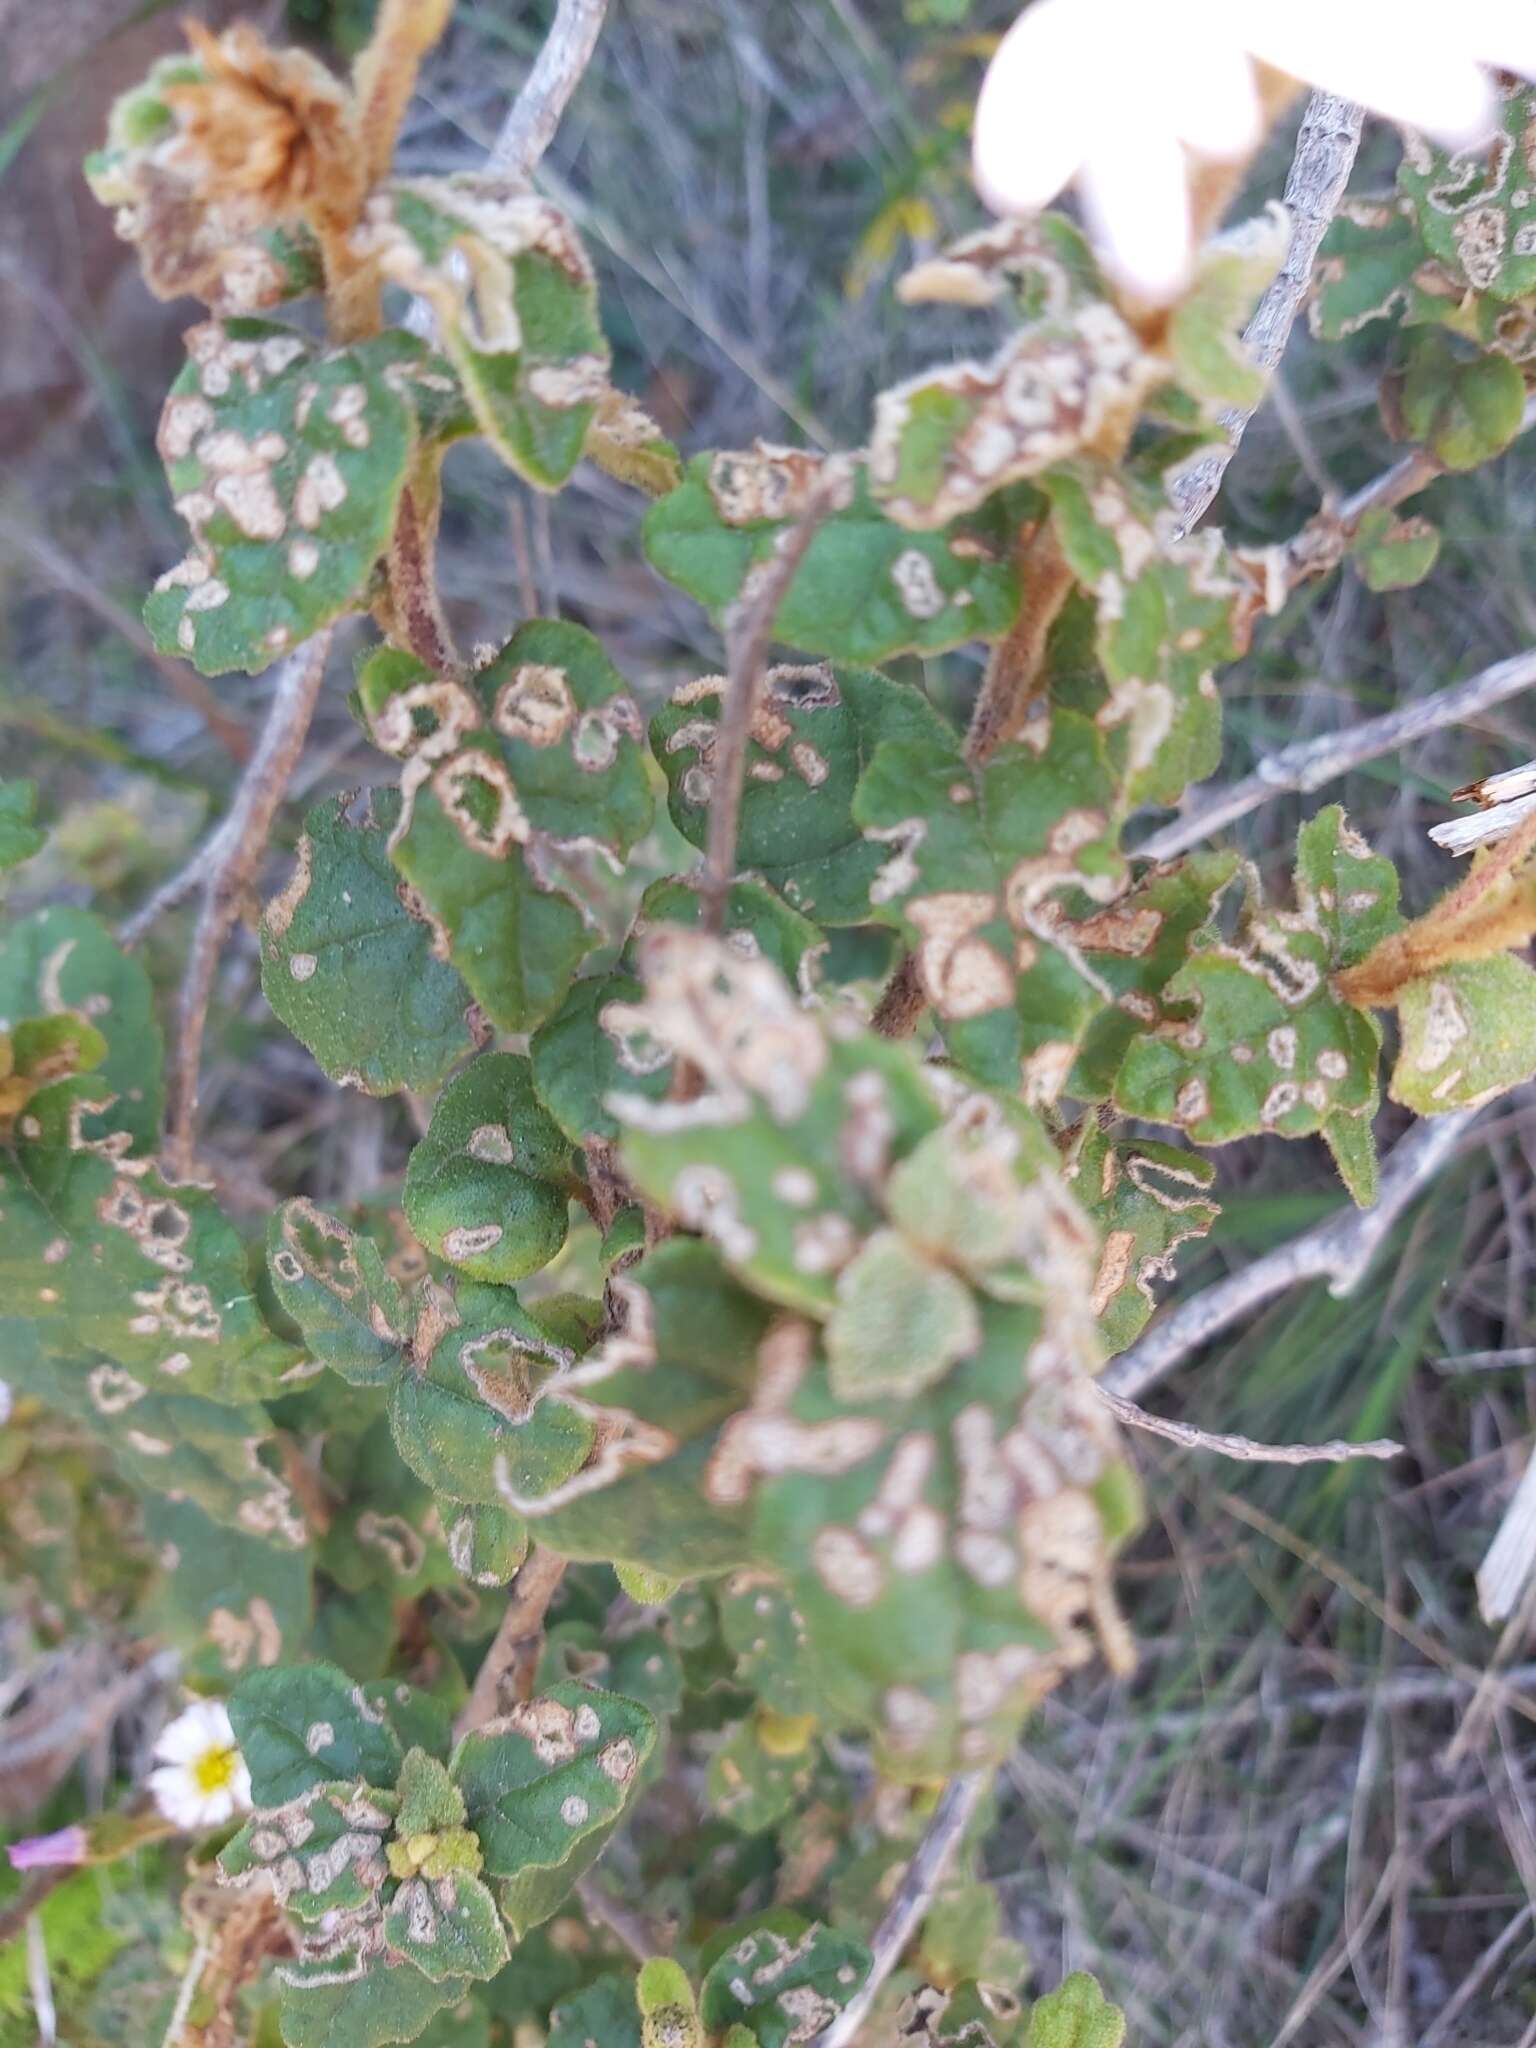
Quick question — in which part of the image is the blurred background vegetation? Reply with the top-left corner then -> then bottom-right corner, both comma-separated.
2,2 -> 1535,2041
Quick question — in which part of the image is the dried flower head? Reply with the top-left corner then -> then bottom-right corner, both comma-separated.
165,22 -> 364,229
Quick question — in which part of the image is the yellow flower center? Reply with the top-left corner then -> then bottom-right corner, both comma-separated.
192,1744 -> 239,1796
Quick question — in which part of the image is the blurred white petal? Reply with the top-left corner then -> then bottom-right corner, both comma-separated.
1080,129 -> 1196,301
1246,0 -> 1500,143
1158,5 -> 1267,161
973,0 -> 1096,212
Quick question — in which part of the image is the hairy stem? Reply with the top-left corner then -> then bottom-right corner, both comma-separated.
164,633 -> 332,1178
1099,1107 -> 1483,1404
453,1546 -> 569,1739
962,522 -> 1074,765
812,1771 -> 989,2048
701,472 -> 843,932
489,0 -> 610,180
1133,643 -> 1536,865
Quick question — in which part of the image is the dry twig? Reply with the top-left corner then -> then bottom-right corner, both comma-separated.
0,516 -> 252,764
1100,1388 -> 1402,1465
811,1771 -> 989,2048
488,0 -> 609,180
1100,1108 -> 1480,1404
453,1546 -> 569,1739
162,633 -> 333,1177
1171,91 -> 1365,534
700,468 -> 846,932
1133,643 -> 1536,864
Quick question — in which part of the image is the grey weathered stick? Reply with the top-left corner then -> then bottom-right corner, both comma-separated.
1100,1108 -> 1480,1404
812,1770 -> 989,2048
1134,643 -> 1536,864
1099,1388 -> 1401,1465
701,467 -> 846,932
1171,92 -> 1364,534
164,633 -> 333,1177
488,0 -> 609,180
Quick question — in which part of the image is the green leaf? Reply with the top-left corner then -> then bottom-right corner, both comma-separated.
634,878 -> 825,990
260,790 -> 476,1097
372,623 -> 652,1031
652,660 -> 956,925
140,1494 -> 313,1682
383,1870 -> 510,1982
549,1977 -> 644,2048
868,305 -> 1159,528
229,1661 -> 409,1806
0,1076 -> 298,1405
1352,509 -> 1441,592
1322,1109 -> 1380,1207
452,1682 -> 656,1933
1115,808 -> 1397,1145
530,970 -> 672,1147
852,713 -> 1124,1098
1167,206 -> 1288,412
1397,86 -> 1536,303
644,454 -> 1031,663
718,1573 -> 819,1718
611,932 -> 942,1314
1067,852 -> 1240,1101
698,1918 -> 870,2048
445,1502 -> 530,1587
1042,464 -> 1244,806
269,1200 -> 411,1388
0,780 -> 43,871
404,1054 -> 572,1285
1399,334 -> 1526,471
388,1282 -> 595,1508
224,1778 -> 397,1923
1067,1128 -> 1219,1353
1310,195 -> 1459,340
1021,1973 -> 1126,2048
276,1965 -> 469,2048
0,906 -> 164,1150
707,1718 -> 814,1834
362,179 -> 608,488
521,1240 -> 767,1580
1390,954 -> 1536,1112
144,319 -> 423,674
823,1229 -> 980,1402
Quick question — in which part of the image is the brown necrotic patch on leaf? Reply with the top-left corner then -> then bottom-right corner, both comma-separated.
493,664 -> 575,747
868,303 -> 1161,529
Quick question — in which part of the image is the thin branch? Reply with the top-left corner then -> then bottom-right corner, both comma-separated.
1283,389 -> 1536,590
1171,92 -> 1364,534
488,0 -> 609,181
163,634 -> 332,1178
1099,1387 -> 1401,1465
1133,643 -> 1536,864
574,1873 -> 668,1962
453,1546 -> 569,1740
0,515 -> 252,763
812,1771 -> 989,2048
1099,1108 -> 1481,1404
700,468 -> 846,933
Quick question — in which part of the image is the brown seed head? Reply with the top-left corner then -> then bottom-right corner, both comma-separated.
165,22 -> 365,228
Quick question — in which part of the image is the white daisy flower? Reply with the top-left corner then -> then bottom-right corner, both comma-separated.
147,1698 -> 251,1830
975,0 -> 1536,302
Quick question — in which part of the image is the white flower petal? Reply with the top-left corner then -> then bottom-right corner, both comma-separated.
1152,2 -> 1267,161
1457,0 -> 1536,81
973,0 -> 1098,213
1080,128 -> 1197,302
153,1698 -> 235,1766
149,1762 -> 205,1830
1248,0 -> 1500,145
